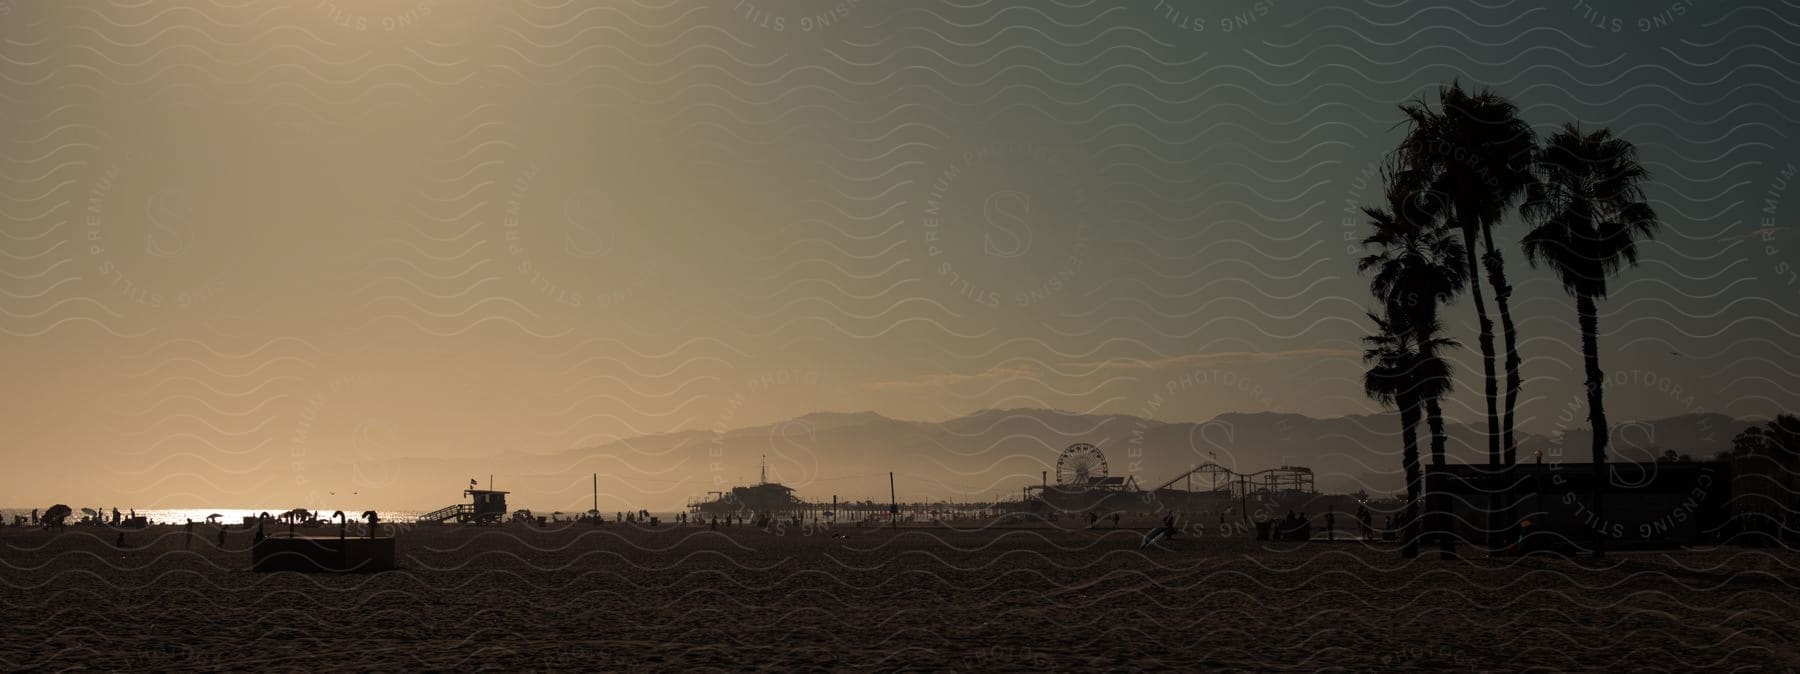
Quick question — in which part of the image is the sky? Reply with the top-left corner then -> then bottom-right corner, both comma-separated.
2,0 -> 1798,509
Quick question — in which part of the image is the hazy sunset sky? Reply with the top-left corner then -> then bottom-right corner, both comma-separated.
3,0 -> 1798,508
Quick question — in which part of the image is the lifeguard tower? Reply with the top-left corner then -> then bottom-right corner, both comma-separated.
418,479 -> 510,525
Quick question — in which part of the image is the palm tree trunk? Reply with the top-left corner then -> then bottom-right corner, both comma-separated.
1424,396 -> 1454,559
1481,227 -> 1522,554
1399,394 -> 1422,559
1578,291 -> 1609,558
1424,397 -> 1448,467
1401,397 -> 1423,502
1462,224 -> 1501,466
1480,231 -> 1523,466
1462,222 -> 1500,554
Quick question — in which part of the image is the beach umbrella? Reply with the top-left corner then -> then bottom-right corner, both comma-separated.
81,507 -> 98,519
205,513 -> 222,524
43,504 -> 72,527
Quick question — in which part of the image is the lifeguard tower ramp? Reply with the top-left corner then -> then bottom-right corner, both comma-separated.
418,488 -> 510,524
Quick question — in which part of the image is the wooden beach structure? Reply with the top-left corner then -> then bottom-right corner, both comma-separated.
1729,454 -> 1799,546
1145,463 -> 1318,519
686,489 -> 1021,523
683,457 -> 1017,522
416,478 -> 511,525
1424,460 -> 1735,550
684,443 -> 1322,524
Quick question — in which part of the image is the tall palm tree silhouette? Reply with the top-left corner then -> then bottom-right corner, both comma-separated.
1522,124 -> 1661,559
1362,312 -> 1423,559
1363,310 -> 1458,559
1358,170 -> 1467,467
1396,83 -> 1538,468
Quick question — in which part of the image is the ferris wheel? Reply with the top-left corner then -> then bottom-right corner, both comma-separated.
1055,443 -> 1108,486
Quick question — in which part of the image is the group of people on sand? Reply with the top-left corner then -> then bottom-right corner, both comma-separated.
8,507 -> 147,529
1351,505 -> 1376,539
535,509 -> 800,530
1086,511 -> 1125,528
1265,507 -> 1383,541
613,509 -> 655,525
518,511 -> 784,533
573,510 -> 794,530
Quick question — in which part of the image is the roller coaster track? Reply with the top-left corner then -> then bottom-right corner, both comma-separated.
1151,463 -> 1315,494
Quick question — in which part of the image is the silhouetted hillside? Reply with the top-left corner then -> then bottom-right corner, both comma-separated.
355,409 -> 1750,511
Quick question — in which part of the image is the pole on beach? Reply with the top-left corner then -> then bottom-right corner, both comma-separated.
593,473 -> 598,517
889,472 -> 897,529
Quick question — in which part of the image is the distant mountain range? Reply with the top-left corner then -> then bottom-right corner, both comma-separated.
365,408 -> 1752,511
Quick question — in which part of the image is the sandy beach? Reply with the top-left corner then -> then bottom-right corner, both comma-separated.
3,522 -> 1795,672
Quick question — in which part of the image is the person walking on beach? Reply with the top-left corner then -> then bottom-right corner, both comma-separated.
1111,512 -> 1121,529
184,519 -> 194,548
1141,513 -> 1178,550
217,526 -> 226,547
111,507 -> 120,526
30,508 -> 37,525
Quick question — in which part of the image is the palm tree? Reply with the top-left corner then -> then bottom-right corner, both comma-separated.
1362,312 -> 1424,559
1521,124 -> 1661,558
1363,310 -> 1460,558
1408,320 -> 1461,560
1358,171 -> 1468,465
1397,83 -> 1538,467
